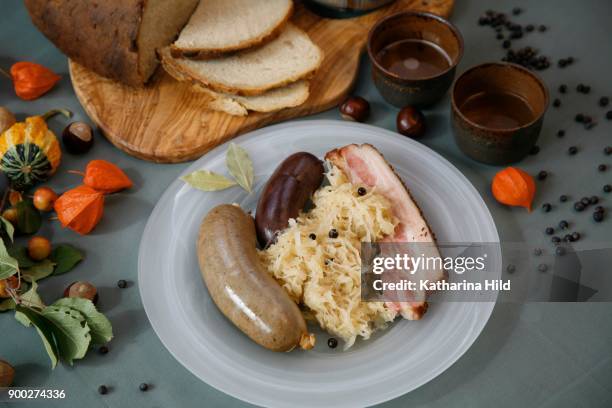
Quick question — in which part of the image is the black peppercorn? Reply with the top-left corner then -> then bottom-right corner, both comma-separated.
98,385 -> 108,395
577,84 -> 585,93
552,99 -> 561,108
328,337 -> 338,348
575,113 -> 585,123
606,111 -> 612,120
589,196 -> 599,205
563,234 -> 573,242
600,97 -> 610,107
568,146 -> 578,155
545,227 -> 554,235
559,195 -> 568,202
525,24 -> 534,32
559,220 -> 569,229
502,40 -> 511,49
581,197 -> 591,206
559,85 -> 567,93
574,202 -> 585,212
139,383 -> 149,392
538,25 -> 547,32
598,164 -> 607,172
604,146 -> 612,155
497,33 -> 504,40
533,248 -> 542,256
604,184 -> 612,193
357,187 -> 367,196
542,203 -> 552,212
595,206 -> 604,213
537,171 -> 548,180
572,232 -> 581,241
328,229 -> 338,238
512,7 -> 522,15
558,59 -> 567,68
99,346 -> 109,355
556,247 -> 566,256
566,57 -> 575,64
538,263 -> 548,272
117,279 -> 127,289
530,145 -> 540,155
309,233 -> 316,240
593,211 -> 604,222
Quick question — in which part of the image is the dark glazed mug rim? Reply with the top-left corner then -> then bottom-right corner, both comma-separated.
451,62 -> 549,132
367,11 -> 464,82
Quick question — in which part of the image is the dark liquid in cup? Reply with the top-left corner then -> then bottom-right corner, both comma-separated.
459,92 -> 535,129
376,39 -> 451,78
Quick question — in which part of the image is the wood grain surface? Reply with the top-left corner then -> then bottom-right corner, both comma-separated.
69,0 -> 453,163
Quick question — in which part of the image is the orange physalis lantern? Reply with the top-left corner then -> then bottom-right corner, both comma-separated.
83,160 -> 133,194
54,185 -> 104,235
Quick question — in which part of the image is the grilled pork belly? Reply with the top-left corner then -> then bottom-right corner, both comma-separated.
325,143 -> 445,320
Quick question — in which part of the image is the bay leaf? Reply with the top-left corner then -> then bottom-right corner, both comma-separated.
8,246 -> 37,268
53,298 -> 113,344
226,143 -> 253,193
181,170 -> 236,191
50,244 -> 83,275
41,305 -> 91,365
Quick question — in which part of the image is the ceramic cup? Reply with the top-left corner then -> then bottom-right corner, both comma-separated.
451,62 -> 549,165
367,11 -> 463,108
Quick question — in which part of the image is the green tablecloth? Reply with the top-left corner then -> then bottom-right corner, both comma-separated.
1,0 -> 611,407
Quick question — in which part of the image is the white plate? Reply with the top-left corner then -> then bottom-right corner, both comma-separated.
138,120 -> 500,408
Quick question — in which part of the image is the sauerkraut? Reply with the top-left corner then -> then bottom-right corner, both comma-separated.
259,166 -> 399,349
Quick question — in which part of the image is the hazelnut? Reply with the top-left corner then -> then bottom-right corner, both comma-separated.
0,107 -> 16,134
0,360 -> 15,387
339,96 -> 370,122
64,281 -> 98,304
62,122 -> 94,154
396,106 -> 426,138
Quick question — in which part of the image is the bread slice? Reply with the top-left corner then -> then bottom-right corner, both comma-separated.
171,0 -> 293,59
160,23 -> 323,96
194,81 -> 310,116
160,47 -> 309,115
25,0 -> 199,86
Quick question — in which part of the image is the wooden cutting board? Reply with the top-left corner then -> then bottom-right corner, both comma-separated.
70,0 -> 453,163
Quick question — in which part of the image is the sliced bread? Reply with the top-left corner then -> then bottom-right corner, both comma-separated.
160,23 -> 323,96
194,81 -> 310,116
171,0 -> 294,59
159,47 -> 309,115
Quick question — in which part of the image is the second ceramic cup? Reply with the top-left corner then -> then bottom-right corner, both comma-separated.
367,11 -> 464,108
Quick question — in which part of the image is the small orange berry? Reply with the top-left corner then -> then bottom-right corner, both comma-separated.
27,236 -> 51,261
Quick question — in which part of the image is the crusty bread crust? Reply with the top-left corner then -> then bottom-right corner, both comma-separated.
25,0 -> 147,87
169,1 -> 294,60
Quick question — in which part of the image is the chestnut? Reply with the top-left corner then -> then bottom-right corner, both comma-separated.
396,106 -> 426,138
0,359 -> 15,387
62,121 -> 94,154
64,281 -> 98,304
339,96 -> 370,122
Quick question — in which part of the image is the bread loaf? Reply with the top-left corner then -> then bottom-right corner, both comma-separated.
171,0 -> 293,59
24,0 -> 199,86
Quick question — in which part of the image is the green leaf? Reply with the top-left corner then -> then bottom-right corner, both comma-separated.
0,216 -> 15,242
181,170 -> 237,191
15,305 -> 59,369
8,246 -> 37,268
226,143 -> 254,193
53,298 -> 112,344
20,281 -> 45,309
0,238 -> 19,280
0,298 -> 16,312
16,200 -> 42,235
22,260 -> 55,283
50,245 -> 83,275
41,305 -> 91,365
